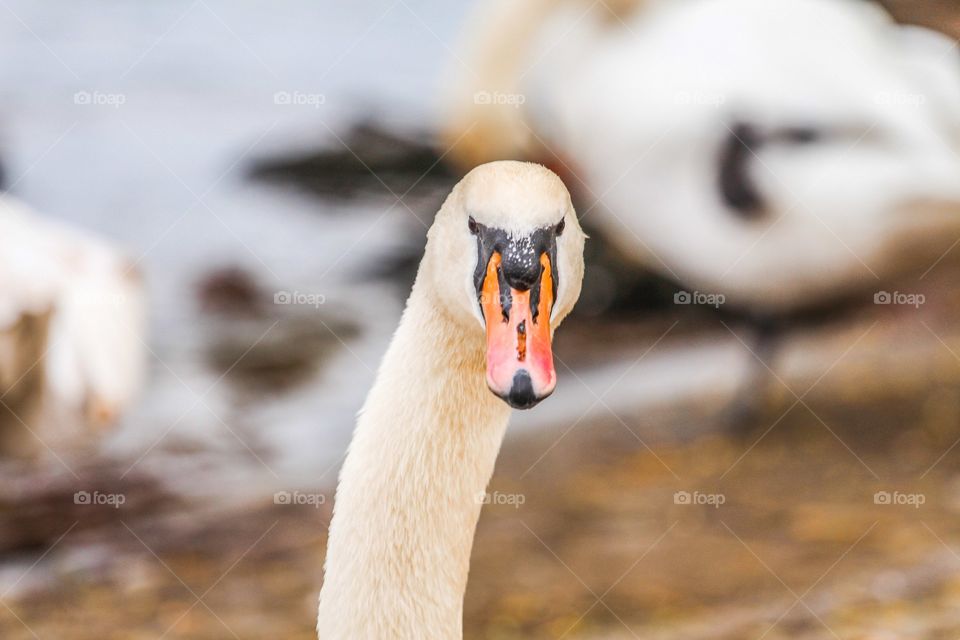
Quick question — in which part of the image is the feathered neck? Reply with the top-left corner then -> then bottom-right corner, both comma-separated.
317,278 -> 512,639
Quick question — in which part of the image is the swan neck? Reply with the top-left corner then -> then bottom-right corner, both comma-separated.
318,284 -> 511,639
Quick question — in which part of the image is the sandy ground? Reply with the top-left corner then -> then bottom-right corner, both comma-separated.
5,274 -> 960,639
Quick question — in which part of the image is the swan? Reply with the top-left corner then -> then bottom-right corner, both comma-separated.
442,0 -> 960,313
317,161 -> 585,639
0,194 -> 146,455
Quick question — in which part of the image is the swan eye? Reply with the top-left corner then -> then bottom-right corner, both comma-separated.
468,216 -> 480,235
555,218 -> 565,236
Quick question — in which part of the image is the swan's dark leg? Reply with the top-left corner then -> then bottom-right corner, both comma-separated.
723,314 -> 784,439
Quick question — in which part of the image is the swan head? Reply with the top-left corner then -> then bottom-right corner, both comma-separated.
423,161 -> 585,409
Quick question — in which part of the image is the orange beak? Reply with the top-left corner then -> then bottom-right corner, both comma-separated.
480,252 -> 556,409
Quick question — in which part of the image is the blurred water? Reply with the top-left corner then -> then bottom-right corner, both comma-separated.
0,1 -> 760,503
0,0 -> 471,497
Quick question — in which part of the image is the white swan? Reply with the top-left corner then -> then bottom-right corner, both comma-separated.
0,194 -> 146,455
443,0 -> 960,312
317,161 -> 585,639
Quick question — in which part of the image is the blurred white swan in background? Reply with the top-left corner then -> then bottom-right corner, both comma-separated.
443,0 -> 960,313
0,195 -> 146,456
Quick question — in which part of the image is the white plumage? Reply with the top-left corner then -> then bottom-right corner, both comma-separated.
317,162 -> 585,639
0,195 -> 146,454
444,0 -> 960,311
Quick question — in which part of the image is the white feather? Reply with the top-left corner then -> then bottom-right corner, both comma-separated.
445,0 -> 960,310
0,194 -> 146,445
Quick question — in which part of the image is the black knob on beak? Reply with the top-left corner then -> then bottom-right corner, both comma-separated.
506,370 -> 540,410
501,249 -> 542,292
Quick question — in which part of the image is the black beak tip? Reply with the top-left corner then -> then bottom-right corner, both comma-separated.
504,370 -> 546,410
